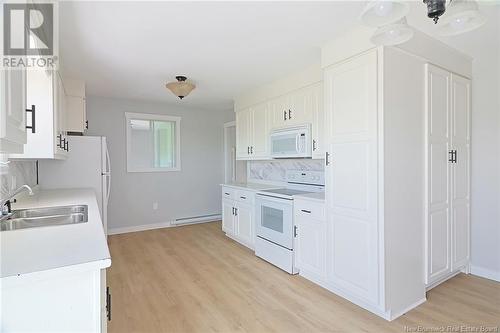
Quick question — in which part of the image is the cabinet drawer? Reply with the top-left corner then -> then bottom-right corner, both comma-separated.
235,189 -> 254,204
221,187 -> 236,200
294,199 -> 325,221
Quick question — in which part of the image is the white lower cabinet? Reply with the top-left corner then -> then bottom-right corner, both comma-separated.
1,266 -> 110,332
294,198 -> 327,283
221,186 -> 255,249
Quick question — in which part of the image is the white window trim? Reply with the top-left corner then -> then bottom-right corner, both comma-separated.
125,112 -> 181,173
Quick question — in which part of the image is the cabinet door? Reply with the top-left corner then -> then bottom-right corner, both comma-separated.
66,96 -> 86,132
324,50 -> 379,304
295,214 -> 327,282
236,108 -> 251,159
54,72 -> 67,156
250,102 -> 269,158
0,69 -> 27,153
425,64 -> 452,284
311,83 -> 324,159
268,95 -> 288,129
288,86 -> 314,125
235,202 -> 254,248
222,199 -> 235,234
450,74 -> 470,270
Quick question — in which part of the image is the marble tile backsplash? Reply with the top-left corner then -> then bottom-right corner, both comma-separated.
248,159 -> 324,182
0,157 -> 37,199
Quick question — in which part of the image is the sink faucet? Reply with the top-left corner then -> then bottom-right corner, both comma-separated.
1,185 -> 34,216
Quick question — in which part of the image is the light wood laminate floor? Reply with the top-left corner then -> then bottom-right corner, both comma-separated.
108,222 -> 500,333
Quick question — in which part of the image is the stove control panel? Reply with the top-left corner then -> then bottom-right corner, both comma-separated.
286,170 -> 325,186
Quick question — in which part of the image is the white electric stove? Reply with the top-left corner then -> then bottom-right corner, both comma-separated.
255,170 -> 324,274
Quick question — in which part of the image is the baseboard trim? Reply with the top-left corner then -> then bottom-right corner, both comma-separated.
470,265 -> 500,283
389,298 -> 427,321
108,216 -> 221,235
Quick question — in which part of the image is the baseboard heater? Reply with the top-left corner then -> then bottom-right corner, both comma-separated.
172,213 -> 221,226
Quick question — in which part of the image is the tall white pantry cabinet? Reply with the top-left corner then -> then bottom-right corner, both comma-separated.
320,31 -> 471,320
424,64 -> 471,287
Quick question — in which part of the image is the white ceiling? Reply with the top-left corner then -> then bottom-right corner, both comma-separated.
59,1 -> 498,111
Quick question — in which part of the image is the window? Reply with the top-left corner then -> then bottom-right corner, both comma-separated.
125,112 -> 181,172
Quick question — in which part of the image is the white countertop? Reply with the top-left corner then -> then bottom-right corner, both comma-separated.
0,188 -> 111,279
221,182 -> 281,191
293,192 -> 325,202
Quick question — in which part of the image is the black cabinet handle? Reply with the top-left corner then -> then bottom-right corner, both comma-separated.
448,150 -> 454,163
325,152 -> 330,166
224,192 -> 230,196
232,207 -> 235,215
247,146 -> 250,154
25,105 -> 36,133
313,140 -> 316,151
284,110 -> 287,121
250,146 -> 253,154
301,209 -> 312,214
294,225 -> 298,238
64,139 -> 69,152
453,150 -> 458,163
288,109 -> 292,119
240,196 -> 246,200
57,134 -> 62,148
235,208 -> 238,216
106,286 -> 111,321
85,120 -> 89,129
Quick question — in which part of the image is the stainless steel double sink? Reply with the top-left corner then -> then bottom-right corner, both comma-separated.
0,205 -> 88,231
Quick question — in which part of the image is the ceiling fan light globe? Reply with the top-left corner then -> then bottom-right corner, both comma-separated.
360,0 -> 410,27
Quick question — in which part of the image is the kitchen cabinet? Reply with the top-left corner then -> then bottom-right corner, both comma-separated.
64,78 -> 87,133
0,69 -> 27,154
236,83 -> 324,160
9,70 -> 68,160
294,198 -> 327,284
320,45 -> 472,320
236,102 -> 270,160
424,64 -> 470,288
221,186 -> 256,249
1,267 -> 109,332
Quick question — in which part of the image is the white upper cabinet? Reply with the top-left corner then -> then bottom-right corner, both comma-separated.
236,102 -> 270,160
10,70 -> 68,160
0,69 -> 27,154
425,64 -> 470,287
236,82 -> 323,160
236,108 -> 252,159
64,78 -> 87,133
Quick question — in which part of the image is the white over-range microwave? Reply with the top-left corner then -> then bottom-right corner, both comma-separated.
270,124 -> 312,159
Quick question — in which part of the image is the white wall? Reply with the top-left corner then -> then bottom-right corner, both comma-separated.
407,5 -> 500,281
86,96 -> 234,233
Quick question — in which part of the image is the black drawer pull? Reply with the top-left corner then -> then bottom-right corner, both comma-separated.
224,192 -> 230,195
240,196 -> 246,199
301,209 -> 312,214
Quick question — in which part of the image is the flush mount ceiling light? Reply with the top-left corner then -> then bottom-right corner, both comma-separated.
360,0 -> 410,27
165,76 -> 196,100
370,17 -> 414,46
437,0 -> 486,36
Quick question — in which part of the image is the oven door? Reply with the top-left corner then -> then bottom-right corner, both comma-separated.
255,194 -> 294,250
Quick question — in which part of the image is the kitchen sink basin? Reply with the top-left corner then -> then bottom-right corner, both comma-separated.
0,205 -> 88,231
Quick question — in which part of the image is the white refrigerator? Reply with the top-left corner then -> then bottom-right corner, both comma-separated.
38,136 -> 111,234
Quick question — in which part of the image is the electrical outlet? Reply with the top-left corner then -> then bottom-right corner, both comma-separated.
153,202 -> 158,210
